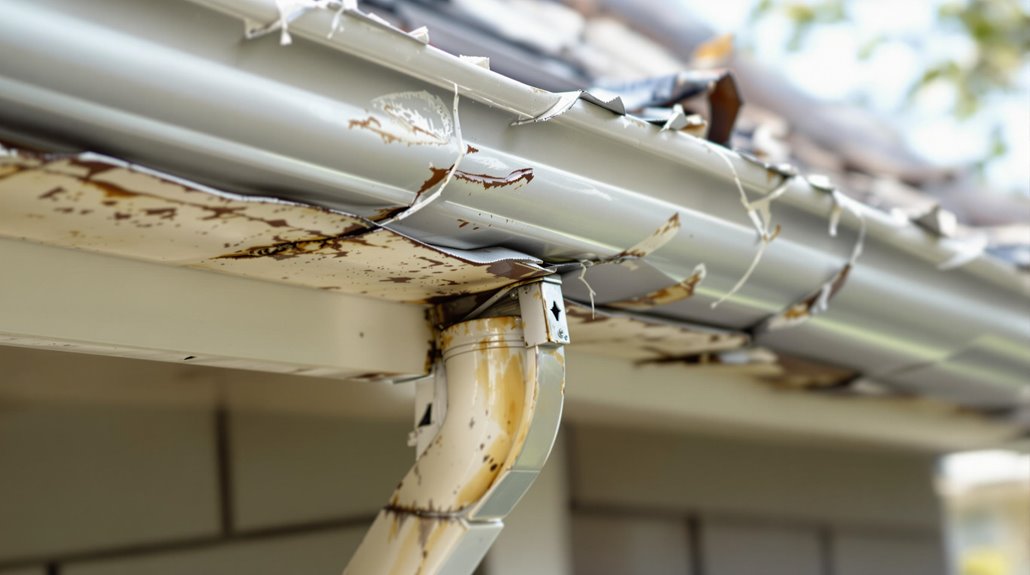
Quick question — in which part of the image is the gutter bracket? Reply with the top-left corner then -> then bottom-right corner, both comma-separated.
343,278 -> 567,575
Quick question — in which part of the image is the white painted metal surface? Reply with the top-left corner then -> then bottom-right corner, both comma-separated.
346,280 -> 567,573
0,238 -> 430,379
0,0 -> 1026,416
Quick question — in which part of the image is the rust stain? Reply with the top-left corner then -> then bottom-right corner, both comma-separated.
142,207 -> 177,220
368,205 -> 408,222
69,158 -> 118,178
637,350 -> 724,366
217,225 -> 370,260
607,268 -> 705,311
466,144 -> 479,154
456,167 -> 534,190
456,344 -> 525,507
417,166 -> 451,196
38,187 -> 65,200
416,256 -> 446,268
90,180 -> 139,199
347,116 -> 402,145
82,174 -> 314,233
6,146 -> 553,303
418,164 -> 535,196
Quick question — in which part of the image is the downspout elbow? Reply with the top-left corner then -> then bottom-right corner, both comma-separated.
344,280 -> 568,574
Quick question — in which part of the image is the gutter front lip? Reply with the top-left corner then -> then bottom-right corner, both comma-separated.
0,0 -> 1027,406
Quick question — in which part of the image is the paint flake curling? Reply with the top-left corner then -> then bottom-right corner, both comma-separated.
244,0 -> 424,47
510,91 -> 626,126
607,263 -> 708,311
562,211 -> 692,315
758,181 -> 869,332
370,91 -> 454,146
381,84 -> 466,225
615,212 -> 682,261
711,147 -> 793,309
937,235 -> 988,270
576,260 -> 598,317
245,0 -> 336,45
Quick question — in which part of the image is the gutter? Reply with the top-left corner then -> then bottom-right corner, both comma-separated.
0,0 -> 1027,416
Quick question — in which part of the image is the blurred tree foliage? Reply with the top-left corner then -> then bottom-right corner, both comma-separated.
750,0 -> 1030,119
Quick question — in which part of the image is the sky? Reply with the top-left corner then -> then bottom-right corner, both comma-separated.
678,0 -> 1029,197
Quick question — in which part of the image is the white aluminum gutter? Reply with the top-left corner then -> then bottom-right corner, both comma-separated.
0,0 -> 1027,418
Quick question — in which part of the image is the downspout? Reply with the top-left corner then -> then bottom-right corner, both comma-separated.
344,278 -> 569,574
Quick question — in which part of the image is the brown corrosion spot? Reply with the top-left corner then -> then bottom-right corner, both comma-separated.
199,206 -> 245,220
89,180 -> 139,199
70,158 -> 117,178
417,256 -> 446,268
417,166 -> 452,196
218,224 -> 372,260
143,207 -> 177,220
383,276 -> 413,284
466,144 -> 479,154
38,187 -> 65,200
637,351 -> 724,366
607,268 -> 705,311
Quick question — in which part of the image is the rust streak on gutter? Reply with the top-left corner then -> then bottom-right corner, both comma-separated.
420,165 -> 535,194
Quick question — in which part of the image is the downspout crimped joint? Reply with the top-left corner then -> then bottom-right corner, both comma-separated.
343,278 -> 568,575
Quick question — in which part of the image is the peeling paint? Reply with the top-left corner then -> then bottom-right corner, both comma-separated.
711,147 -> 794,308
615,212 -> 681,260
606,263 -> 707,311
348,91 -> 453,147
418,165 -> 535,193
459,55 -> 490,70
0,146 -> 551,303
560,211 -> 686,317
564,300 -> 748,361
510,90 -> 625,126
379,85 -> 467,225
758,177 -> 868,331
244,0 -> 426,50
